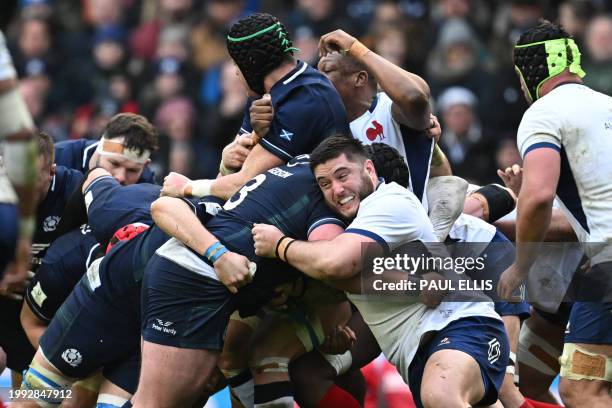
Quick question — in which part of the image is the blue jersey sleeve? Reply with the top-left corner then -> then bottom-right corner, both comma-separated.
259,91 -> 339,161
26,229 -> 101,322
305,194 -> 346,237
240,99 -> 254,135
181,196 -> 225,225
138,166 -> 157,184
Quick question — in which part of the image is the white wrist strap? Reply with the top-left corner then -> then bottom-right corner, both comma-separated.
187,179 -> 213,197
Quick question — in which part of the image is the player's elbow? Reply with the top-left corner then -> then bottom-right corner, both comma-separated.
528,188 -> 556,209
150,197 -> 173,223
403,90 -> 431,130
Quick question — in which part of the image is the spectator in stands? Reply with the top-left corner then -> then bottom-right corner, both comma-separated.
583,14 -> 612,95
437,86 -> 498,184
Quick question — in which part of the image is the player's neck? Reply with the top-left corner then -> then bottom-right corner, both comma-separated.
263,60 -> 298,93
347,90 -> 375,121
539,71 -> 583,98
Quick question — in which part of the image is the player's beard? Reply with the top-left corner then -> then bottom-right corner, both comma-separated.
358,171 -> 375,201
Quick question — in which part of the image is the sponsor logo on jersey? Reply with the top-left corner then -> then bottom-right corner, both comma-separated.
487,338 -> 501,364
152,319 -> 177,336
438,337 -> 451,346
61,348 -> 83,367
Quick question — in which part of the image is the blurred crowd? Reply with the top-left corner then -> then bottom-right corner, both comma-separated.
5,0 -> 612,184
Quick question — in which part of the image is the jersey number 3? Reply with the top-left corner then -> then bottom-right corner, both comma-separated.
224,174 -> 267,211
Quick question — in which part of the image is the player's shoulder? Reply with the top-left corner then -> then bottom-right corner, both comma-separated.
273,62 -> 338,103
44,226 -> 97,262
360,181 -> 425,219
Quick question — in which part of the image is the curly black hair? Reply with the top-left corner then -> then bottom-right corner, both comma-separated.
227,13 -> 297,95
365,143 -> 409,187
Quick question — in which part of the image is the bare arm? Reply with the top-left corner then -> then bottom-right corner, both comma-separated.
20,302 -> 46,348
319,30 -> 431,130
514,148 -> 560,268
253,223 -> 375,281
494,208 -> 576,242
151,196 -> 254,293
151,196 -> 218,255
172,144 -> 284,201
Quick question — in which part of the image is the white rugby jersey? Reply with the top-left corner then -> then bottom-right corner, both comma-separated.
449,213 -> 496,243
350,92 -> 434,207
345,182 -> 499,380
517,84 -> 612,263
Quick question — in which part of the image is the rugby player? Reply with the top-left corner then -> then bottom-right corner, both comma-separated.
54,113 -> 157,185
133,154 -> 346,408
15,170 -> 232,408
0,28 -> 38,289
497,20 -> 612,407
0,132 -> 83,389
252,135 -> 510,408
315,30 -> 521,237
161,12 -> 349,201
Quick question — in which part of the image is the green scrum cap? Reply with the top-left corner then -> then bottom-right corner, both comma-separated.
513,37 -> 586,103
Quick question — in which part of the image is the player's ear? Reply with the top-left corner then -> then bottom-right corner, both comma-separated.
50,163 -> 56,176
364,158 -> 376,177
354,71 -> 368,88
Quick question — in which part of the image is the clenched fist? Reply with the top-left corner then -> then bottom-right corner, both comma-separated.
161,172 -> 191,197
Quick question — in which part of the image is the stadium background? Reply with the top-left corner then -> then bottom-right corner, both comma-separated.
1,0 -> 610,406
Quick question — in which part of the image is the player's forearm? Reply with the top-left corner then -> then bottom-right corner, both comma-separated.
20,303 -> 46,349
515,194 -> 553,269
545,209 -> 576,241
356,50 -> 431,130
151,197 -> 218,256
209,171 -> 249,201
283,239 -> 357,280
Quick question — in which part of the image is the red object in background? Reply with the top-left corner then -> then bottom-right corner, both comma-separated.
366,120 -> 384,141
362,356 -> 416,408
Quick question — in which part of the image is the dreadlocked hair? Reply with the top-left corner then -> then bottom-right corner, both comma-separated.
227,13 -> 297,95
365,143 -> 409,187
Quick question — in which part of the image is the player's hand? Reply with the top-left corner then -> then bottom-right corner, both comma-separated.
497,164 -> 522,197
0,237 -> 31,299
213,251 -> 255,294
161,172 -> 191,197
497,263 -> 527,302
418,272 -> 448,308
221,134 -> 255,173
250,94 -> 274,138
252,223 -> 284,258
319,324 -> 356,355
426,114 -> 441,143
319,29 -> 357,57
